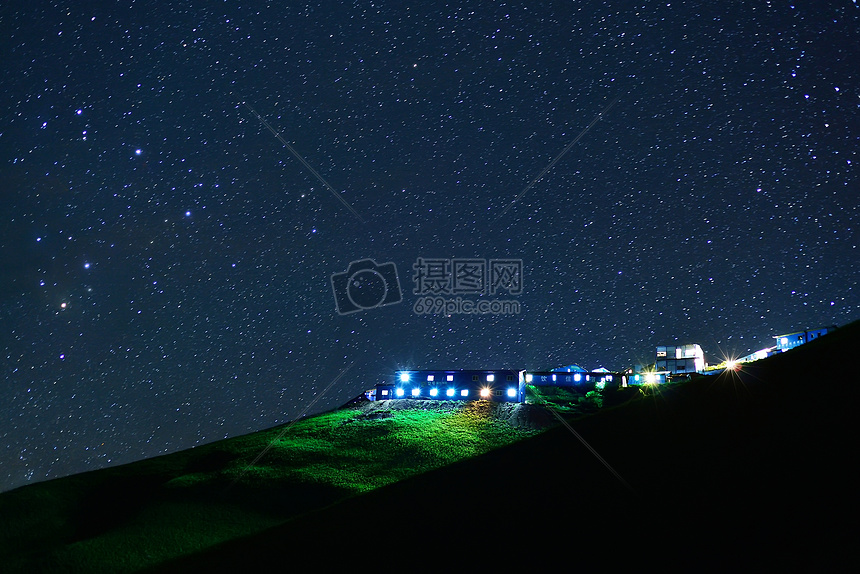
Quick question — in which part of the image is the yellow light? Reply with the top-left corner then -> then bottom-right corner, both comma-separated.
480,388 -> 490,397
725,360 -> 739,371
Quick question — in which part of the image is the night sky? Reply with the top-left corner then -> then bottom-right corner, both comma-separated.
2,0 -> 857,492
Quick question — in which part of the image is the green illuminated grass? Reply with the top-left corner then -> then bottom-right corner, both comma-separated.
0,400 -> 541,573
526,384 -> 603,412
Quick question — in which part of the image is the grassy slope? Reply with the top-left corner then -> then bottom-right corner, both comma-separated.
0,399 -> 542,572
3,320 -> 857,570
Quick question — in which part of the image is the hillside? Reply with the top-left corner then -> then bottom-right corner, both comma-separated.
2,320 -> 857,570
1,392 -> 559,572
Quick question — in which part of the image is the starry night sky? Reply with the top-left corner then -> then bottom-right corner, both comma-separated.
2,0 -> 857,492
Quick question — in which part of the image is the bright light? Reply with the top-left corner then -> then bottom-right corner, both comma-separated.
486,374 -> 495,382
427,375 -> 435,382
396,388 -> 405,397
525,373 -> 533,383
645,373 -> 656,384
552,374 -> 557,382
446,374 -> 454,382
460,389 -> 468,397
429,388 -> 438,397
381,389 -> 389,396
725,360 -> 740,371
574,373 -> 581,382
507,388 -> 516,397
480,388 -> 490,397
446,388 -> 455,397
412,388 -> 420,397
399,372 -> 410,383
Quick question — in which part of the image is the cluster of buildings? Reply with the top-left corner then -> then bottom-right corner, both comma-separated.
365,325 -> 837,404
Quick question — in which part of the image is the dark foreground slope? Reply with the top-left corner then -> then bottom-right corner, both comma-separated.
159,321 -> 858,570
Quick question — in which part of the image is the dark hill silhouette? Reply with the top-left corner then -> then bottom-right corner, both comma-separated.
154,320 -> 858,570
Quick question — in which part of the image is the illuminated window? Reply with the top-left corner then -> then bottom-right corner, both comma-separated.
486,374 -> 495,382
446,388 -> 455,397
525,373 -> 533,383
412,388 -> 420,397
430,388 -> 438,397
574,373 -> 581,382
381,389 -> 389,396
507,388 -> 516,397
396,388 -> 405,397
480,388 -> 490,397
399,372 -> 410,383
447,374 -> 454,382
427,375 -> 435,382
461,389 -> 469,397
552,374 -> 557,382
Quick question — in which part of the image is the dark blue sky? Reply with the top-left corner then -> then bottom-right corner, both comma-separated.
2,0 -> 857,492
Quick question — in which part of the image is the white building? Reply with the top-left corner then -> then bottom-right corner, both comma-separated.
655,344 -> 704,375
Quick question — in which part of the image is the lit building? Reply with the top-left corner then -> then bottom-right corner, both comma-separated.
525,367 -> 624,389
629,372 -> 668,385
655,344 -> 704,375
774,326 -> 837,353
378,370 -> 525,403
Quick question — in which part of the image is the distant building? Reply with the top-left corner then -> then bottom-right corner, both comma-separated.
655,344 -> 704,375
551,364 -> 587,373
774,326 -> 837,352
379,369 -> 525,403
